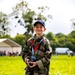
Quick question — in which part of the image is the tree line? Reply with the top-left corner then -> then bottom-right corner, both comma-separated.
0,30 -> 75,52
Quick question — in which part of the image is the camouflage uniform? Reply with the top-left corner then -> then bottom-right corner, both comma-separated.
22,34 -> 52,75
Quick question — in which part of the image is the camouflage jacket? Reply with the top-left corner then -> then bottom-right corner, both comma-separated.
22,35 -> 52,75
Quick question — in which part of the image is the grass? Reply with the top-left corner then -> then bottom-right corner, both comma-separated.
0,55 -> 75,75
0,56 -> 25,75
50,55 -> 75,75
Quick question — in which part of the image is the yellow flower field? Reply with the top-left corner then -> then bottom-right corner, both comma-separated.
0,55 -> 75,75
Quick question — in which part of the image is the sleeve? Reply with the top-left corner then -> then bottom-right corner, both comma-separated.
21,40 -> 31,62
36,39 -> 51,69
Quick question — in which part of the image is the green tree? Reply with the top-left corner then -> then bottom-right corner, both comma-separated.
67,38 -> 75,52
57,37 -> 67,47
46,32 -> 55,41
0,12 -> 9,36
10,0 -> 51,40
55,33 -> 67,38
0,34 -> 11,39
14,34 -> 26,48
50,40 -> 58,52
69,30 -> 75,38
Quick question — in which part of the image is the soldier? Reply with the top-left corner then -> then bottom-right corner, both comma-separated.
22,20 -> 52,75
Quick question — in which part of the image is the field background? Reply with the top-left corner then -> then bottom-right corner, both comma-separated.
0,55 -> 75,75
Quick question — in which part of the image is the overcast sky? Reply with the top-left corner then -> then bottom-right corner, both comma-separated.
0,0 -> 75,37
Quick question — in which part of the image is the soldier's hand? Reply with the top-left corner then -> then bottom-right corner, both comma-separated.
29,62 -> 37,68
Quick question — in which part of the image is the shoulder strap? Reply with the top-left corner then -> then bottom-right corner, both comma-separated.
30,38 -> 44,53
34,38 -> 44,52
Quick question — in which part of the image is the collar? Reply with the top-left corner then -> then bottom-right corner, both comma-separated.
33,34 -> 44,40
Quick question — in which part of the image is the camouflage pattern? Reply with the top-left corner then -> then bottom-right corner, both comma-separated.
22,34 -> 52,75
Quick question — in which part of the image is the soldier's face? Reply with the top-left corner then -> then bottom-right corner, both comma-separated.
33,24 -> 46,35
